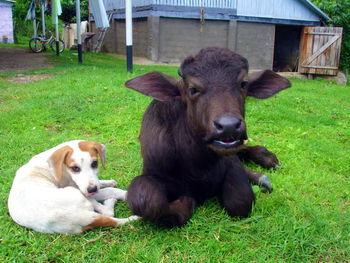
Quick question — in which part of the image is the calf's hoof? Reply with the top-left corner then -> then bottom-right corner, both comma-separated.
258,175 -> 273,193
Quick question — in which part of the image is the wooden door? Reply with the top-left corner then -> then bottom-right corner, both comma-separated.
299,27 -> 343,76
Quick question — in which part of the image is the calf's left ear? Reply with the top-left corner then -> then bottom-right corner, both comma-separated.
125,72 -> 181,102
246,70 -> 291,99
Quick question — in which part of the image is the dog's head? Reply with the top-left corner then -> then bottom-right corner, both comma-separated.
48,140 -> 106,197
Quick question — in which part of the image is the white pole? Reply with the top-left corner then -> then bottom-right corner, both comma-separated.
55,20 -> 59,55
41,1 -> 46,36
125,0 -> 133,72
33,19 -> 37,37
76,0 -> 82,63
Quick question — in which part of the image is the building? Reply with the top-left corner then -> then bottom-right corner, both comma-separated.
0,0 -> 15,44
90,0 -> 330,71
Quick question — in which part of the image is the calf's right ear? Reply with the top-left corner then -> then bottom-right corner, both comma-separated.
125,72 -> 181,102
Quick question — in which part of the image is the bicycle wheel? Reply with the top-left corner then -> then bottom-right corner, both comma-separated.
29,37 -> 44,53
50,39 -> 65,53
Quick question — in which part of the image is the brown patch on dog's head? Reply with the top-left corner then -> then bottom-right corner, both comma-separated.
78,141 -> 106,168
49,145 -> 73,181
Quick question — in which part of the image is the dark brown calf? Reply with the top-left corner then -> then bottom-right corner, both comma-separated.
125,47 -> 290,228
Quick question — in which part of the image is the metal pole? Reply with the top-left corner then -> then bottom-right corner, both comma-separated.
55,22 -> 59,56
41,0 -> 46,36
125,0 -> 133,72
33,19 -> 37,37
76,0 -> 82,64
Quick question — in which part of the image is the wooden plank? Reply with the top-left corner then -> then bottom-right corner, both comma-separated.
301,65 -> 338,69
301,34 -> 340,66
305,32 -> 336,36
299,27 -> 313,74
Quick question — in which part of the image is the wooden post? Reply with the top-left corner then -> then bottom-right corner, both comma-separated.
125,0 -> 133,72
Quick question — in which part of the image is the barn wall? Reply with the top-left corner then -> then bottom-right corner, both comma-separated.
91,18 -> 149,57
113,18 -> 149,56
91,18 -> 276,70
236,22 -> 275,70
158,17 -> 228,63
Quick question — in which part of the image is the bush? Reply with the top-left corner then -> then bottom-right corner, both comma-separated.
313,0 -> 350,71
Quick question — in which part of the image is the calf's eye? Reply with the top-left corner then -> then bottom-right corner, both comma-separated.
91,161 -> 98,168
189,87 -> 199,95
71,166 -> 81,173
241,81 -> 248,89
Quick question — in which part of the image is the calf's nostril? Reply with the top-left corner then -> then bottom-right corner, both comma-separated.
235,119 -> 243,130
87,185 -> 98,193
213,121 -> 224,131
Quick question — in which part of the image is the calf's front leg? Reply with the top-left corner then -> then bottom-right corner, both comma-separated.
238,145 -> 279,169
127,175 -> 196,228
220,161 -> 255,218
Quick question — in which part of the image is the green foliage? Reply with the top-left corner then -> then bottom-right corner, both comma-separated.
61,0 -> 89,23
313,0 -> 350,70
0,50 -> 349,262
12,0 -> 87,42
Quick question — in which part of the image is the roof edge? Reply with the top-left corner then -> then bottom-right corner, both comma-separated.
301,0 -> 330,21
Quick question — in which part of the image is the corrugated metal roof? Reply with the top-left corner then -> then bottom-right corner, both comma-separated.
301,0 -> 330,20
102,0 -> 329,24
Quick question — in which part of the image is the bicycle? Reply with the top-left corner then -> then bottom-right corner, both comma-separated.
29,31 -> 65,53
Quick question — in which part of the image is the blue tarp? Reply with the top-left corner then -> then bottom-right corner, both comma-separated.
25,0 -> 36,21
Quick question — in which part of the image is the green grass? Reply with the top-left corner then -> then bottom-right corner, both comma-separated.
0,49 -> 349,263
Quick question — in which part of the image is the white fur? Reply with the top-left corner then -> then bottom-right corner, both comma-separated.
8,140 -> 139,234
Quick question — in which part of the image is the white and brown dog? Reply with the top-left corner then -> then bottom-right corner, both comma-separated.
8,140 -> 139,234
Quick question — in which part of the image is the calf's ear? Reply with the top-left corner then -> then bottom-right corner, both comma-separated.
125,72 -> 181,102
246,70 -> 291,99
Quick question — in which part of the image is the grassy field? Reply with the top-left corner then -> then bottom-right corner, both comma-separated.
0,49 -> 349,263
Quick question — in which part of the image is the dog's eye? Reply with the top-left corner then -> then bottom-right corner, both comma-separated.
241,81 -> 248,89
189,87 -> 199,95
91,161 -> 98,168
71,166 -> 81,173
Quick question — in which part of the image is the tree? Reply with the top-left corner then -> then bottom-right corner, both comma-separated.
61,0 -> 89,23
313,0 -> 350,70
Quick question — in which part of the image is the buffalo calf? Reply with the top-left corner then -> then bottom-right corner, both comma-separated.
125,47 -> 290,228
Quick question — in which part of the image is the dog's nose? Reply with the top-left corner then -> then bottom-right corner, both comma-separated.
87,185 -> 98,193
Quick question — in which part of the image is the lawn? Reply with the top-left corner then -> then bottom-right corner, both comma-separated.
0,49 -> 349,263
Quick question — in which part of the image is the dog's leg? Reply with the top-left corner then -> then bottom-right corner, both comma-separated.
89,198 -> 115,217
94,187 -> 127,202
127,175 -> 196,228
99,180 -> 117,189
238,145 -> 279,169
83,214 -> 140,232
244,167 -> 273,193
103,198 -> 116,217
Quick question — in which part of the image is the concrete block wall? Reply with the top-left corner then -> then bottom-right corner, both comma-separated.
91,16 -> 276,70
0,5 -> 14,44
157,17 -> 228,63
236,22 -> 275,70
149,17 -> 275,69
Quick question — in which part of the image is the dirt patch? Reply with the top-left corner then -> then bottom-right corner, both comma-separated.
5,74 -> 54,83
0,47 -> 52,72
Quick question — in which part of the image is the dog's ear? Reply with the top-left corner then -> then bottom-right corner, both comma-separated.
49,146 -> 73,181
78,141 -> 106,168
